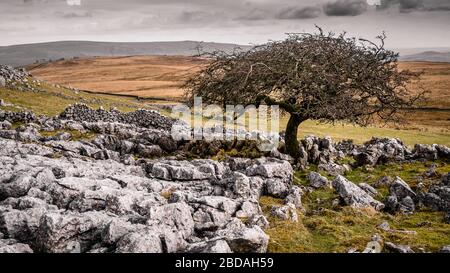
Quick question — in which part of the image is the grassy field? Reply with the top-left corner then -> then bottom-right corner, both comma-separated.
7,56 -> 448,146
288,116 -> 450,146
0,80 -> 152,116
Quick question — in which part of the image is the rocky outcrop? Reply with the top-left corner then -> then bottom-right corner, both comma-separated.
0,65 -> 42,92
383,177 -> 417,214
353,138 -> 409,167
0,137 -> 295,253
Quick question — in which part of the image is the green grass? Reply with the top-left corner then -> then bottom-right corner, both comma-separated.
262,160 -> 450,253
0,82 -> 154,117
283,118 -> 450,147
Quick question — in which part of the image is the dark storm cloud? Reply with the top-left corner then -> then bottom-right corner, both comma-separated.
277,6 -> 322,19
377,0 -> 450,12
323,0 -> 368,16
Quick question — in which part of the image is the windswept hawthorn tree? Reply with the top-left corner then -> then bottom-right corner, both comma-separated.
183,29 -> 424,159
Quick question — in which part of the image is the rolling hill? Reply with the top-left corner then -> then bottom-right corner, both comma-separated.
0,41 -> 251,67
400,51 -> 450,63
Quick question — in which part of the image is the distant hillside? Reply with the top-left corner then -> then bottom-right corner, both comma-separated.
400,51 -> 450,63
0,41 -> 251,67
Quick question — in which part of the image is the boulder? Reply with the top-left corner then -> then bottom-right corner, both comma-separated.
399,196 -> 415,214
307,172 -> 330,189
384,242 -> 414,253
0,120 -> 12,130
442,173 -> 450,186
440,245 -> 450,253
246,158 -> 293,180
373,176 -> 392,188
0,76 -> 6,87
332,176 -> 385,211
217,219 -> 269,253
0,239 -> 33,253
284,186 -> 303,209
265,179 -> 290,198
412,144 -> 438,160
269,204 -> 298,222
116,232 -> 163,253
389,177 -> 416,199
147,203 -> 195,239
358,183 -> 378,197
185,239 -> 232,253
247,215 -> 270,230
36,211 -> 110,253
318,162 -> 349,176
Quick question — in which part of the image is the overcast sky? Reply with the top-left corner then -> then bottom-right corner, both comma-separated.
1,0 -> 450,48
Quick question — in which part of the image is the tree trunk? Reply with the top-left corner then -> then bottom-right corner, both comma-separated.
285,114 -> 304,159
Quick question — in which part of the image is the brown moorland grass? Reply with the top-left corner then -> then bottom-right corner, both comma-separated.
29,58 -> 450,109
28,55 -> 209,99
398,62 -> 450,109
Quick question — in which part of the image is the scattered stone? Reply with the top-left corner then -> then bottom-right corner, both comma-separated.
269,204 -> 298,222
358,183 -> 378,197
384,242 -> 414,253
377,221 -> 417,235
389,177 -> 416,199
399,196 -> 415,214
378,221 -> 391,231
284,186 -> 303,209
373,176 -> 392,188
362,241 -> 382,253
332,176 -> 385,211
0,65 -> 32,89
440,245 -> 450,253
307,172 -> 330,189
318,162 -> 349,176
423,163 -> 438,178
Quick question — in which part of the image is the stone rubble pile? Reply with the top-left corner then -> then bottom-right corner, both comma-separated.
59,104 -> 175,131
0,65 -> 40,91
353,138 -> 450,167
292,136 -> 449,174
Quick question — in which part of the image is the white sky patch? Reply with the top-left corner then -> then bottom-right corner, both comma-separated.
66,0 -> 81,6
